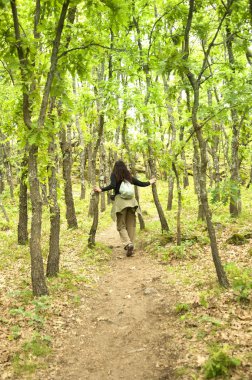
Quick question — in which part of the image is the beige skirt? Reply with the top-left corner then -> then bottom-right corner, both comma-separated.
111,195 -> 141,221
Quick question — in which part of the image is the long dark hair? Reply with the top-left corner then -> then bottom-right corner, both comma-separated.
112,160 -> 132,182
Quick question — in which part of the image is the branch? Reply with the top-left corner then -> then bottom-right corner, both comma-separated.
10,0 -> 32,128
0,60 -> 15,85
183,0 -> 194,59
198,0 -> 234,83
147,0 -> 185,60
58,43 -> 125,59
38,0 -> 70,129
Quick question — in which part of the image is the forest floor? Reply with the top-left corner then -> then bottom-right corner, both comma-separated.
30,224 -> 184,380
1,189 -> 252,380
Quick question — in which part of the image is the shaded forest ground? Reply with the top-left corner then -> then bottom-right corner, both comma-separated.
0,183 -> 252,379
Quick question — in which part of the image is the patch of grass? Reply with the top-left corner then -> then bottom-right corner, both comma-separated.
203,345 -> 241,379
175,303 -> 191,314
9,296 -> 50,327
12,354 -> 39,376
225,263 -> 252,303
12,334 -> 51,376
8,289 -> 33,305
200,315 -> 224,327
22,334 -> 52,357
8,325 -> 22,341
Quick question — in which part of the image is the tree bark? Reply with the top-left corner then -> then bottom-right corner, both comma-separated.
163,74 -> 176,210
18,151 -> 28,245
0,170 -> 4,194
99,141 -> 106,213
208,89 -> 221,201
0,197 -> 9,223
46,139 -> 60,277
183,0 -> 229,287
60,125 -> 78,229
88,113 -> 104,247
11,0 -> 70,296
148,153 -> 169,232
29,144 -> 48,296
73,77 -> 86,199
172,162 -> 181,245
226,23 -> 241,217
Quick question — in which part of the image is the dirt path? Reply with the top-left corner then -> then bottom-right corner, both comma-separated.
38,224 -> 182,380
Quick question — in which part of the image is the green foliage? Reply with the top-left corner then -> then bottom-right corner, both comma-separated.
226,233 -> 248,246
8,325 -> 21,341
200,315 -> 223,327
175,303 -> 190,314
225,263 -> 252,302
12,334 -> 51,375
22,334 -> 52,357
9,296 -> 50,327
203,345 -> 241,379
209,180 -> 240,206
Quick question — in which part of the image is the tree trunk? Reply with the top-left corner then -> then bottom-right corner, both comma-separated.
60,125 -> 78,229
167,177 -> 174,211
46,139 -> 60,277
185,89 -> 204,220
29,144 -> 48,296
18,152 -> 28,245
0,197 -> 9,223
172,162 -> 182,245
191,85 -> 229,288
246,161 -> 252,188
88,112 -> 104,247
0,170 -> 4,194
99,142 -> 106,213
225,22 -> 241,216
73,77 -> 86,199
178,91 -> 189,188
163,74 -> 176,210
148,154 -> 169,232
0,135 -> 14,198
87,141 -> 93,184
229,109 -> 241,217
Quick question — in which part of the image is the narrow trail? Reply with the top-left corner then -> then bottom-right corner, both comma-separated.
39,225 -> 183,380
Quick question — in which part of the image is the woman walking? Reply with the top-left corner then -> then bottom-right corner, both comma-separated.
94,160 -> 156,256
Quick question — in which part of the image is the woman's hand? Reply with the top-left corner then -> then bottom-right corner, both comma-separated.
93,186 -> 102,193
149,177 -> 156,184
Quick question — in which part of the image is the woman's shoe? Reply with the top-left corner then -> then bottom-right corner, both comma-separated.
126,243 -> 134,257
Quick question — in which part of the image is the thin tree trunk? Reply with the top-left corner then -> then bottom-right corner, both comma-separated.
0,134 -> 14,198
178,93 -> 189,188
148,153 -> 169,232
88,113 -> 104,247
60,125 -> 78,229
73,77 -> 86,199
163,74 -> 176,211
99,141 -> 106,213
87,141 -> 93,184
46,139 -> 60,277
172,162 -> 181,245
184,0 -> 229,288
18,151 -> 28,245
185,88 -> 204,220
0,170 -> 4,193
226,23 -> 241,217
246,161 -> 252,188
0,197 -> 9,223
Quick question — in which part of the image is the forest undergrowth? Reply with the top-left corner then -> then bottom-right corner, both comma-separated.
0,180 -> 252,379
